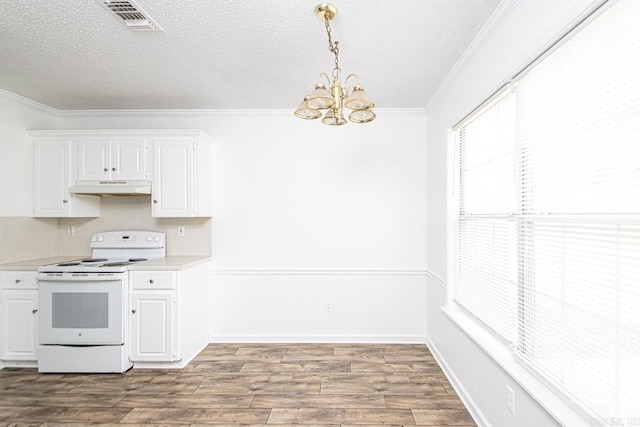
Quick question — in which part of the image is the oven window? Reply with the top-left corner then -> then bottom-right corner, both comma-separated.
52,293 -> 109,329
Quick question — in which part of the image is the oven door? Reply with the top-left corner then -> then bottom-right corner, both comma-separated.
38,273 -> 126,345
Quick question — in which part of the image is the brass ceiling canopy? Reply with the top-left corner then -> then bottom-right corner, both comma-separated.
314,3 -> 338,21
294,3 -> 376,126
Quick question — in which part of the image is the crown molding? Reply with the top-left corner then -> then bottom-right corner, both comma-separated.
425,0 -> 608,112
58,107 -> 426,116
425,0 -> 522,111
0,87 -> 426,117
0,87 -> 59,115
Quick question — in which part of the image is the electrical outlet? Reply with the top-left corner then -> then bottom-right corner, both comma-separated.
506,385 -> 516,415
324,300 -> 333,313
67,226 -> 75,237
177,225 -> 186,237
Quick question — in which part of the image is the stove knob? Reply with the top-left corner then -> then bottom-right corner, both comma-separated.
97,236 -> 104,242
153,236 -> 160,242
91,236 -> 98,242
146,236 -> 153,242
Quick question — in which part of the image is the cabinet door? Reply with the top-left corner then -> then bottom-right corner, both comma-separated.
152,140 -> 194,217
33,140 -> 70,216
77,139 -> 111,180
130,291 -> 177,361
33,139 -> 100,218
112,138 -> 149,181
1,291 -> 38,361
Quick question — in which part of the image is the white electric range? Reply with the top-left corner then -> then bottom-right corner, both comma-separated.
37,230 -> 166,373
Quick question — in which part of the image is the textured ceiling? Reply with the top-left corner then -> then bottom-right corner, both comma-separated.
0,0 -> 500,110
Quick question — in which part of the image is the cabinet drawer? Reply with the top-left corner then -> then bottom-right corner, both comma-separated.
0,271 -> 38,290
131,271 -> 176,290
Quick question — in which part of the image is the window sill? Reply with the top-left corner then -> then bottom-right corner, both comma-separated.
441,306 -> 591,427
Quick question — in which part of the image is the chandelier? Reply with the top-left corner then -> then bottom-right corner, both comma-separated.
294,3 -> 376,126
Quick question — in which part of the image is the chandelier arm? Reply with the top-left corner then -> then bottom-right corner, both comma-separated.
343,74 -> 360,93
344,74 -> 359,85
318,72 -> 332,87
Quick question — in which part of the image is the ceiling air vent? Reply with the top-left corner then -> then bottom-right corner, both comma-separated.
95,0 -> 162,31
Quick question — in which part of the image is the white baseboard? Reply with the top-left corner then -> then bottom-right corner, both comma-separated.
209,334 -> 427,344
426,337 -> 491,427
0,360 -> 37,369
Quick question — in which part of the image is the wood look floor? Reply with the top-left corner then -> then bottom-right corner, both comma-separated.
0,344 -> 476,426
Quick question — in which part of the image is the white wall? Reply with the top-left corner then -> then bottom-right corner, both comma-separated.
211,272 -> 426,342
0,90 -> 60,262
54,109 -> 427,270
425,0 -> 604,426
43,108 -> 428,342
0,90 -> 60,216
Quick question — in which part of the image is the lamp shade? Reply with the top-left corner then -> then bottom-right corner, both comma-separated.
294,97 -> 322,119
306,83 -> 333,109
344,85 -> 374,110
348,108 -> 376,123
322,109 -> 347,126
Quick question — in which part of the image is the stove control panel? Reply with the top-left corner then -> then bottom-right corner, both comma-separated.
90,231 -> 165,249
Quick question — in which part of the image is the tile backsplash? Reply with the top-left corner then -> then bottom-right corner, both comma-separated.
0,197 -> 211,264
0,217 -> 58,263
57,196 -> 212,257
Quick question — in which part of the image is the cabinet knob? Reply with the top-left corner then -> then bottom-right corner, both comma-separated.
32,309 -> 38,314
131,309 -> 137,314
112,167 -> 117,172
103,167 -> 109,172
149,279 -> 154,284
153,199 -> 158,204
15,279 -> 21,283
62,199 -> 68,204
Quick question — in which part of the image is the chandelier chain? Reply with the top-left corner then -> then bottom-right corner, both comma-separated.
324,17 -> 341,79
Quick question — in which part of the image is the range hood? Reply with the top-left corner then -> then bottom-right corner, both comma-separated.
69,181 -> 152,196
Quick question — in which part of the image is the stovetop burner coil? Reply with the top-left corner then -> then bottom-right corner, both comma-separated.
100,262 -> 132,267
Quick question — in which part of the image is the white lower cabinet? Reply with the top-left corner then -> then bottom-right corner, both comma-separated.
128,262 -> 209,368
130,271 -> 178,362
130,291 -> 177,362
0,272 -> 39,362
0,262 -> 209,369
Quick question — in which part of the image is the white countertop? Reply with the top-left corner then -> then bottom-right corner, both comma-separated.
0,256 -> 211,271
0,256 -> 82,271
130,256 -> 211,271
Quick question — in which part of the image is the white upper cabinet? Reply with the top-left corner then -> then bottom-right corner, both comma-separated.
32,138 -> 100,218
30,130 -> 212,218
77,138 -> 149,181
152,132 -> 213,218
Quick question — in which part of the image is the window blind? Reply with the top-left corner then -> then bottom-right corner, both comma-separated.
515,0 -> 640,420
455,92 -> 518,341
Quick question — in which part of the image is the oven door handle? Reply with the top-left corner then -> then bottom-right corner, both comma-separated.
37,273 -> 125,282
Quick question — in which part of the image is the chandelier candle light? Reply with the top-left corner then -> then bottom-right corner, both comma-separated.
294,3 -> 376,125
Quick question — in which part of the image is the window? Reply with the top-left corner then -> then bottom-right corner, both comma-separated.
453,0 -> 640,422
